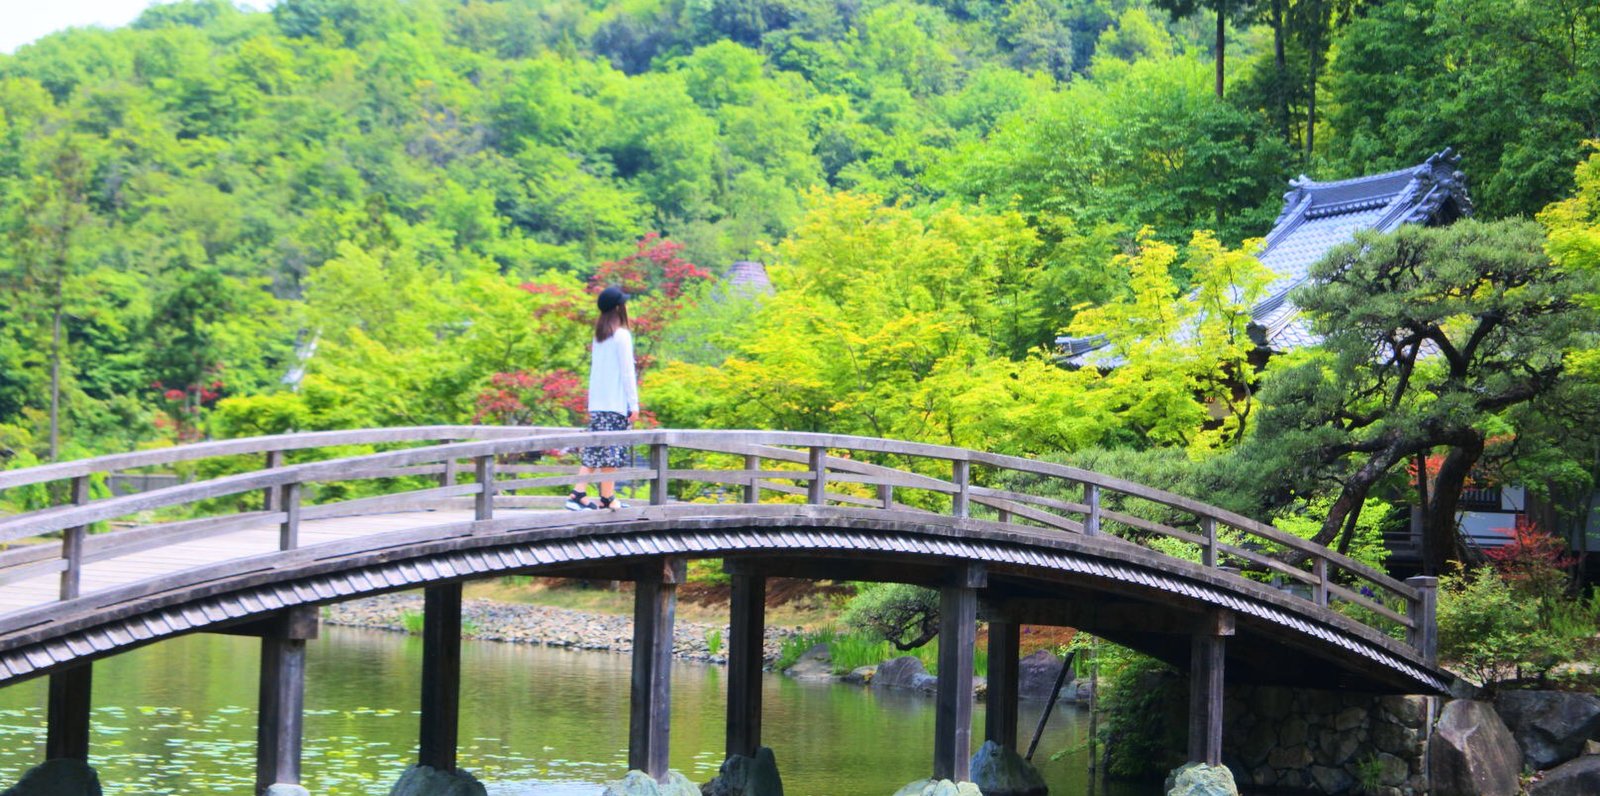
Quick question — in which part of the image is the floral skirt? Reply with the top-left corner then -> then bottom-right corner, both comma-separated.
580,411 -> 632,469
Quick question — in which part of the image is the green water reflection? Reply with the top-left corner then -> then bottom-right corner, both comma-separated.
0,626 -> 1136,795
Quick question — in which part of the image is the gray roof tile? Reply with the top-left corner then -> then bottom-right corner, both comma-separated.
1060,148 -> 1472,365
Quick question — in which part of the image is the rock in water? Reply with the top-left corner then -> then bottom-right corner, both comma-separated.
1429,700 -> 1522,796
389,764 -> 488,796
968,741 -> 1046,796
874,657 -> 938,693
784,643 -> 834,681
1,760 -> 102,796
1529,755 -> 1600,795
1495,690 -> 1600,771
1163,763 -> 1238,796
891,779 -> 982,796
604,770 -> 700,796
1018,650 -> 1069,700
701,747 -> 784,796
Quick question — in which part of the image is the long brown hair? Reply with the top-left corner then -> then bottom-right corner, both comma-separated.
594,304 -> 629,342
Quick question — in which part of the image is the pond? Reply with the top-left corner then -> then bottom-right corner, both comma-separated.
0,626 -> 1139,795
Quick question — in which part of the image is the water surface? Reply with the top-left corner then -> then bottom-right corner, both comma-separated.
0,626 -> 1135,795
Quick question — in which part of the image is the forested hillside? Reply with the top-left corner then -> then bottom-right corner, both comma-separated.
0,0 -> 1595,511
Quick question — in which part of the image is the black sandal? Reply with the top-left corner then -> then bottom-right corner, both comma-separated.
565,490 -> 598,511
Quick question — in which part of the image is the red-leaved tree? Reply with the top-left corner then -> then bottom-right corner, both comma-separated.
1484,517 -> 1577,607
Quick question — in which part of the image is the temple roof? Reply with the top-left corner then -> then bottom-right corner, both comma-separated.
1059,148 -> 1473,367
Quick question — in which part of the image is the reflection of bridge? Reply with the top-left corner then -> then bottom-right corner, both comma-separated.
0,428 -> 1445,793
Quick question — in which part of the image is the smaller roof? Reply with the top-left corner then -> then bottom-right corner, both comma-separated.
725,260 -> 774,298
1059,149 -> 1473,367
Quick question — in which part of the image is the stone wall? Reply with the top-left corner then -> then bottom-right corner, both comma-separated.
1223,686 -> 1438,795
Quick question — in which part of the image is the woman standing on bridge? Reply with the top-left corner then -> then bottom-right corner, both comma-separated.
567,285 -> 639,510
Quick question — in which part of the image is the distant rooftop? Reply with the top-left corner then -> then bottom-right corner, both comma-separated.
1060,148 -> 1473,366
725,260 -> 773,298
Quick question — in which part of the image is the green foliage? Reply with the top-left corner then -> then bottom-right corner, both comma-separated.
1094,641 -> 1186,779
775,628 -> 837,671
706,628 -> 724,657
1436,565 -> 1587,690
1273,497 -> 1393,573
686,558 -> 731,586
842,582 -> 941,651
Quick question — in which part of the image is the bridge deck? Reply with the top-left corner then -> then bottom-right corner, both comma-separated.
0,510 -> 537,613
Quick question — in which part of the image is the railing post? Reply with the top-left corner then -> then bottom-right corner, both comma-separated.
650,444 -> 670,506
262,450 -> 284,511
1202,517 -> 1217,568
742,453 -> 759,504
59,475 -> 90,601
474,455 -> 495,521
807,447 -> 827,505
1083,483 -> 1101,536
951,459 -> 970,518
440,457 -> 458,488
1313,558 -> 1330,608
278,482 -> 300,551
1406,575 -> 1438,666
878,482 -> 894,510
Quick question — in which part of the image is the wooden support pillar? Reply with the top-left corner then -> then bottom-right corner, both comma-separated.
934,564 -> 984,782
984,616 -> 1020,751
474,455 -> 496,521
630,557 -> 684,782
256,609 -> 316,795
46,663 -> 92,761
726,572 -> 766,759
1406,575 -> 1439,666
59,475 -> 90,601
420,583 -> 463,772
263,450 -> 284,511
1187,609 -> 1233,766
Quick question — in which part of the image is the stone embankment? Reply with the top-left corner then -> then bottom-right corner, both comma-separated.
321,594 -> 796,664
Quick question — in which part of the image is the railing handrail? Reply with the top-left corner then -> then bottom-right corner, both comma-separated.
0,425 -> 571,491
0,427 -> 1436,662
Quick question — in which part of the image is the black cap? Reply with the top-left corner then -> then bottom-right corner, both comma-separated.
598,285 -> 627,312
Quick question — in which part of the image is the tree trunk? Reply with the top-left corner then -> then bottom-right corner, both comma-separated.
1305,24 -> 1321,161
1272,0 -> 1289,142
1312,437 -> 1413,548
1423,434 -> 1486,576
1214,0 -> 1228,98
49,302 -> 62,463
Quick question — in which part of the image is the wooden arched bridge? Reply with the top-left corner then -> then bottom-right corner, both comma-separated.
0,427 -> 1445,794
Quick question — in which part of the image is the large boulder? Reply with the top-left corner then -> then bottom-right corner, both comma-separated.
389,764 -> 488,796
968,741 -> 1046,796
1017,650 -> 1069,700
784,644 -> 834,681
1164,763 -> 1238,796
1495,690 -> 1600,771
1529,755 -> 1600,796
890,779 -> 982,796
604,771 -> 700,796
1430,700 -> 1522,796
1,759 -> 102,796
874,656 -> 938,694
701,747 -> 784,796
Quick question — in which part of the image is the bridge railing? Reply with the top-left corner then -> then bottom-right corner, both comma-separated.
0,429 -> 1435,662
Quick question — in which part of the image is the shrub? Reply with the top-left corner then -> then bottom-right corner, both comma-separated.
1484,519 -> 1577,611
1094,642 -> 1186,780
1436,565 -> 1580,688
706,628 -> 724,657
842,583 -> 941,650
